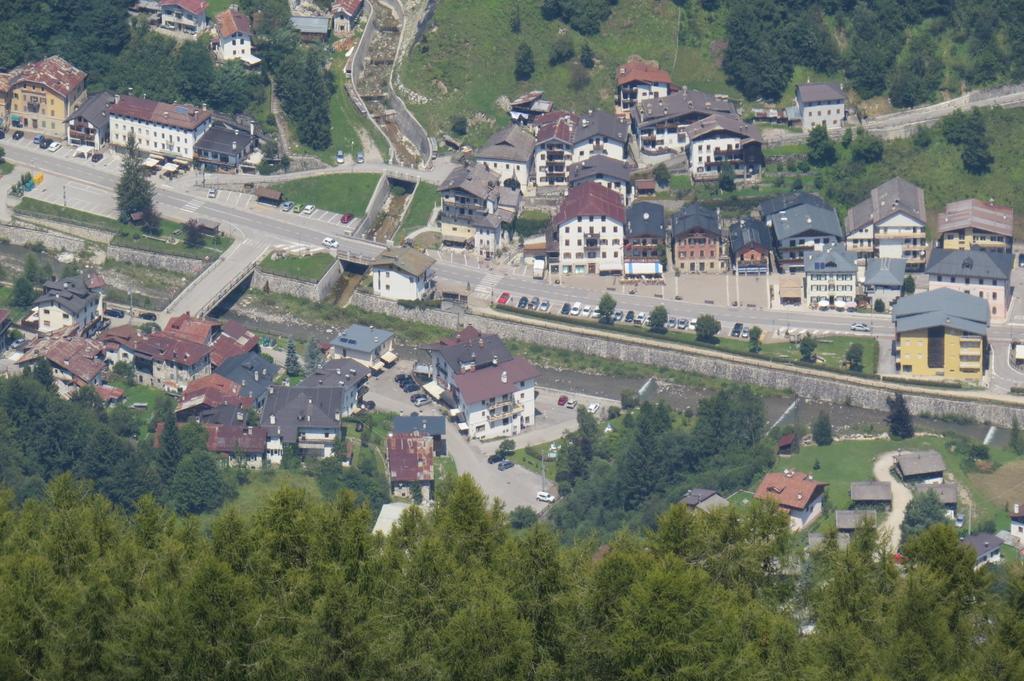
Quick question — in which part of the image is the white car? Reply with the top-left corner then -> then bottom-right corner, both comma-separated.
302,204 -> 315,215
335,150 -> 345,164
570,302 -> 582,316
635,312 -> 646,325
322,237 -> 339,249
850,322 -> 870,332
538,300 -> 550,312
536,491 -> 556,503
587,402 -> 600,414
207,188 -> 218,198
565,399 -> 578,409
581,305 -> 592,317
48,142 -> 62,152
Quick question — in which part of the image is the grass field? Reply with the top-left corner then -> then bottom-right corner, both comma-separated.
197,470 -> 322,528
395,183 -> 440,242
0,161 -> 13,176
259,252 -> 336,282
205,0 -> 235,13
272,174 -> 379,216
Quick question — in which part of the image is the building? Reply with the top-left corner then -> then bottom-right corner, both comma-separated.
33,274 -> 104,335
475,126 -> 535,189
328,324 -> 396,370
290,15 -> 331,42
393,414 -> 447,456
680,488 -> 728,513
767,201 -> 844,274
863,258 -> 906,306
844,177 -> 928,268
915,482 -> 959,519
109,94 -> 213,160
438,163 -> 521,256
120,332 -> 212,392
508,90 -> 552,126
616,58 -> 674,114
65,91 -> 115,150
5,56 -> 87,136
893,450 -> 946,485
728,217 -> 772,276
370,247 -> 436,301
331,0 -> 364,32
214,352 -> 277,407
925,248 -> 1012,322
18,336 -> 107,398
835,509 -> 877,533
205,424 -> 269,468
962,533 -> 1004,569
552,181 -> 625,276
849,481 -> 893,510
1010,503 -> 1024,543
631,87 -> 736,155
894,288 -> 989,382
937,199 -> 1013,253
672,203 -> 722,273
373,501 -> 412,535
803,244 -> 857,310
387,433 -> 434,501
532,110 -> 629,186
623,201 -> 665,277
754,470 -> 828,531
792,82 -> 845,132
567,155 -> 635,205
177,373 -> 250,422
159,0 -> 209,34
195,122 -> 256,171
213,7 -> 259,65
682,113 -> 763,181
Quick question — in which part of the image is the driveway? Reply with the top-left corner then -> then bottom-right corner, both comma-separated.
874,450 -> 913,552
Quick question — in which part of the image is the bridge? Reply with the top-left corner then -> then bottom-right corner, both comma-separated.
161,239 -> 269,323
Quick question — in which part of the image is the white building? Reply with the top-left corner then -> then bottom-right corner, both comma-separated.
438,164 -> 521,257
475,125 -> 535,190
32,274 -> 104,335
682,113 -> 763,181
332,0 -> 364,33
109,94 -> 213,160
328,324 -> 397,371
370,247 -> 436,301
792,83 -> 846,132
159,0 -> 208,34
532,110 -> 628,187
553,181 -> 625,276
615,58 -> 674,114
803,244 -> 858,310
844,177 -> 928,268
631,87 -> 736,155
212,7 -> 260,66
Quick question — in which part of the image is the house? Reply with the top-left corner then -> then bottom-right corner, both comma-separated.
475,126 -> 535,190
849,481 -> 893,510
373,501 -> 412,534
925,249 -> 1012,322
65,91 -> 115,150
754,469 -> 828,531
209,319 -> 260,366
33,274 -> 104,335
370,246 -> 436,301
103,327 -> 212,392
728,217 -> 772,276
331,0 -> 364,33
616,58 -> 675,114
915,482 -> 959,519
18,336 -> 107,397
551,181 -> 625,276
4,56 -> 87,137
159,0 -> 209,34
631,87 -> 736,155
195,122 -> 256,171
109,94 -> 213,160
387,433 -> 434,501
776,432 -> 797,456
567,155 -> 636,205
634,178 -> 656,198
803,244 -> 857,310
393,413 -> 447,456
213,7 -> 259,65
623,201 -> 665,277
680,488 -> 728,513
205,424 -> 269,468
177,373 -> 250,422
766,201 -> 844,274
290,15 -> 331,42
164,311 -> 219,345
962,533 -> 1004,569
255,187 -> 283,205
894,288 -> 989,382
937,199 -> 1013,254
862,258 -> 906,306
508,90 -> 552,126
835,509 -> 877,533
681,113 -> 763,181
1010,503 -> 1024,543
438,163 -> 521,256
893,450 -> 946,485
214,352 -> 277,407
844,178 -> 928,268
792,82 -> 845,132
300,358 -> 371,398
531,110 -> 629,186
328,324 -> 396,370
672,203 -> 723,273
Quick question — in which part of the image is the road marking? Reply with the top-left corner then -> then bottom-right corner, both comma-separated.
181,200 -> 202,214
474,271 -> 503,296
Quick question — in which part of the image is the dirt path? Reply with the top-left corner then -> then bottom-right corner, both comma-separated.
874,451 -> 912,552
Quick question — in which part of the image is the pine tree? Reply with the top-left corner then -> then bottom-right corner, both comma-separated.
846,343 -> 864,372
799,334 -> 817,362
116,132 -> 158,233
305,340 -> 323,372
514,43 -> 535,81
812,411 -> 833,446
1010,416 -> 1023,455
807,124 -> 836,166
580,43 -> 595,68
510,3 -> 521,33
285,338 -> 302,377
158,418 -> 184,483
718,162 -> 736,192
11,276 -> 34,308
748,326 -> 763,353
887,393 -> 914,439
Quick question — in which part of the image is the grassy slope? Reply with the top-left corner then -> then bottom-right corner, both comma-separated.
260,252 -> 335,281
197,470 -> 322,528
396,183 -> 440,241
272,174 -> 379,216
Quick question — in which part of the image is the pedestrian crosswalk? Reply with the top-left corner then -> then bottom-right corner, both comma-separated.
474,271 -> 503,296
181,199 -> 202,214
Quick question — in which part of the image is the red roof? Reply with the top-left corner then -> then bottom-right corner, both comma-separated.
332,0 -> 363,16
130,331 -> 210,367
164,312 -> 220,345
205,424 -> 267,454
12,56 -> 86,99
755,471 -> 827,511
210,336 -> 256,367
43,337 -> 106,385
617,58 -> 673,87
110,95 -> 212,131
160,0 -> 208,14
182,373 -> 242,402
387,433 -> 434,484
216,7 -> 250,36
451,357 -> 539,404
95,385 -> 125,403
535,112 -> 580,145
554,181 -> 625,226
777,433 -> 796,448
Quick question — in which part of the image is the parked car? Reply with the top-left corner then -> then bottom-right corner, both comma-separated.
560,302 -> 571,315
39,139 -> 51,149
538,299 -> 550,312
302,204 -> 315,215
13,130 -> 24,141
335,149 -> 345,164
497,291 -> 511,305
730,322 -> 743,337
557,395 -> 569,406
361,400 -> 376,411
677,318 -> 689,330
410,393 -> 429,407
668,317 -> 677,329
850,322 -> 870,332
139,312 -> 157,321
613,310 -> 623,323
394,373 -> 412,383
497,460 -> 514,471
565,399 -> 577,409
581,304 -> 592,317
401,382 -> 418,393
624,310 -> 635,323
48,142 -> 62,152
32,134 -> 44,145
105,308 -> 125,319
635,312 -> 646,325
529,296 -> 540,310
356,152 -> 365,164
570,302 -> 582,316
517,296 -> 529,309
280,201 -> 294,212
340,213 -> 354,224
292,204 -> 302,213
536,491 -> 556,503
587,403 -> 600,414
487,452 -> 505,464
90,153 -> 103,163
322,237 -> 339,249
207,188 -> 218,198
689,318 -> 699,328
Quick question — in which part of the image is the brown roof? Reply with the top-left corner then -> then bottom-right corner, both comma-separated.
182,373 -> 243,403
554,181 -> 625,226
450,357 -> 539,404
130,331 -> 210,367
11,56 -> 86,99
937,198 -> 1013,238
256,187 -> 283,201
797,82 -> 845,104
387,433 -> 434,484
43,337 -> 106,384
332,0 -> 363,16
617,58 -> 673,87
210,335 -> 257,367
372,246 -> 435,278
681,113 -> 763,144
205,424 -> 267,454
755,471 -> 827,511
110,95 -> 212,131
164,312 -> 219,345
216,7 -> 250,36
160,0 -> 208,14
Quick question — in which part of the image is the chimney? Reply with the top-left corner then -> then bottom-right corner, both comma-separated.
232,141 -> 237,152
114,93 -> 120,104
500,370 -> 508,383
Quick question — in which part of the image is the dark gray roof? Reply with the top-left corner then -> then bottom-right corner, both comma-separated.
214,352 -> 278,402
392,414 -> 446,436
299,358 -> 370,389
680,488 -> 722,507
850,481 -> 892,502
66,90 -> 115,129
625,201 -> 665,239
567,155 -> 635,186
33,274 -> 100,316
422,327 -> 513,371
962,532 -> 1003,559
196,122 -> 254,155
893,288 -> 990,336
771,203 -> 843,242
574,109 -> 628,144
634,88 -> 735,126
797,82 -> 845,104
804,244 -> 856,274
260,385 -> 355,441
864,258 -> 907,288
759,191 -> 831,219
835,509 -> 877,531
672,203 -> 720,239
728,217 -> 771,256
476,126 -> 535,163
925,249 -> 1012,282
894,450 -> 946,478
914,482 -> 958,506
329,324 -> 394,354
845,177 -> 926,234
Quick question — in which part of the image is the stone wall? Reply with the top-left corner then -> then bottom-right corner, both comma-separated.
349,292 -> 1024,427
0,223 -> 87,253
12,213 -> 114,244
254,260 -> 343,302
106,245 -> 208,275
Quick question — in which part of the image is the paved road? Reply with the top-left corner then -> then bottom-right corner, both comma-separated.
162,237 -> 271,321
874,451 -> 912,553
202,155 -> 458,187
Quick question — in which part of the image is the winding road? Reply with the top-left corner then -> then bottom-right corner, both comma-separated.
874,451 -> 912,552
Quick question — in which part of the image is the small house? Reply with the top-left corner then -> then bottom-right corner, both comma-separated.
777,433 -> 797,456
680,488 -> 728,513
329,324 -> 396,371
387,432 -> 434,502
290,15 -> 331,42
393,414 -> 447,456
256,186 -> 283,205
894,450 -> 945,485
755,470 -> 827,531
835,509 -> 877,533
850,481 -> 892,510
962,532 -> 1003,570
914,482 -> 959,519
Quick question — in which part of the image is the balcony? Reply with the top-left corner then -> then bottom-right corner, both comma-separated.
487,401 -> 524,420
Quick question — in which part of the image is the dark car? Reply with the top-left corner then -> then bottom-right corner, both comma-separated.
528,296 -> 540,310
560,302 -> 571,315
517,296 -> 529,309
361,400 -> 376,411
394,373 -> 412,384
13,130 -> 24,141
487,452 -> 506,464
39,138 -> 51,150
497,460 -> 514,471
730,322 -> 743,338
0,130 -> 5,139
624,310 -> 635,323
139,312 -> 158,321
105,308 -> 125,319
90,153 -> 103,163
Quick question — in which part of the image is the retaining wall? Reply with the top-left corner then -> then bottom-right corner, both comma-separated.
0,222 -> 87,253
106,245 -> 208,275
349,292 -> 1024,427
254,260 -> 343,302
12,213 -> 114,244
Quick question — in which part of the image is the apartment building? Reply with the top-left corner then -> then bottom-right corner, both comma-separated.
531,110 -> 628,186
762,193 -> 844,273
893,288 -> 989,382
623,201 -> 665,277
475,125 -> 535,189
937,199 -> 1013,254
844,177 -> 928,268
33,274 -> 104,335
792,82 -> 845,132
682,113 -> 763,181
3,56 -> 87,136
925,248 -> 1012,322
66,91 -> 115,149
728,217 -> 772,275
672,203 -> 722,273
615,58 -> 675,113
438,164 -> 521,256
566,155 -> 635,205
109,94 -> 213,159
803,244 -> 857,309
631,87 -> 736,154
551,181 -> 626,276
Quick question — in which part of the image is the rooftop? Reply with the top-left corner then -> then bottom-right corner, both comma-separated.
925,248 -> 1012,281
196,123 -> 254,155
634,87 -> 736,126
440,163 -> 503,200
553,181 -> 625,226
797,82 -> 845,104
803,244 -> 856,274
329,324 -> 394,354
33,274 -> 101,317
894,450 -> 946,478
567,155 -> 635,186
625,202 -> 665,239
332,0 -> 364,16
110,95 -> 212,131
450,356 -> 539,404
893,288 -> 990,336
845,177 -> 926,234
771,203 -> 844,242
392,414 -> 446,437
759,191 -> 832,219
11,55 -> 86,99
260,385 -> 353,441
164,312 -> 219,345
422,326 -> 514,373
835,509 -> 877,531
160,0 -> 208,13
67,91 -> 116,129
387,433 -> 434,484
371,246 -> 436,278
728,217 -> 771,254
298,358 -> 370,390
290,15 -> 331,34
216,7 -> 250,36
681,113 -> 762,144
205,424 -> 267,454
864,258 -> 907,288
961,532 -> 1004,559
850,481 -> 893,502
476,126 -> 535,163
937,198 -> 1014,238
214,352 -> 278,401
755,470 -> 827,511
680,488 -> 722,508
672,202 -> 720,238
617,58 -> 673,86
914,482 -> 958,506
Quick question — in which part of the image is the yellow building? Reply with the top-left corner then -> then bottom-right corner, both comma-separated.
894,288 -> 989,382
937,198 -> 1013,254
5,56 -> 87,135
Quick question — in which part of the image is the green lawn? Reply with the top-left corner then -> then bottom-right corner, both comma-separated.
434,455 -> 457,484
395,183 -> 440,242
197,470 -> 322,528
0,161 -> 13,176
205,0 -> 236,13
272,174 -> 379,216
260,252 -> 336,282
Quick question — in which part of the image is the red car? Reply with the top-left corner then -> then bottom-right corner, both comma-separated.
557,395 -> 569,407
340,213 -> 354,224
496,291 -> 511,305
